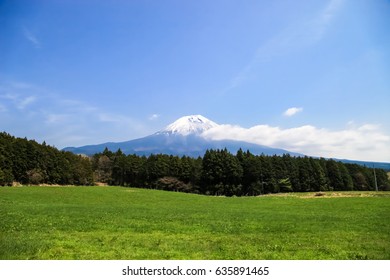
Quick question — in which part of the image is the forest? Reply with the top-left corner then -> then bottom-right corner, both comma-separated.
0,132 -> 93,186
1,132 -> 389,195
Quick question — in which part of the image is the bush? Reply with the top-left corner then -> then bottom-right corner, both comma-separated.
154,177 -> 191,192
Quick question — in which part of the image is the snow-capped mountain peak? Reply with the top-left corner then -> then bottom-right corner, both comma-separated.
64,114 -> 303,157
158,115 -> 219,136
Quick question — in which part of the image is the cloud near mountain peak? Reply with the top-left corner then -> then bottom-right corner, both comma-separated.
201,122 -> 389,162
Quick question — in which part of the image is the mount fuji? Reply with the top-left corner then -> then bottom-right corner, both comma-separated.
63,115 -> 302,157
157,115 -> 219,136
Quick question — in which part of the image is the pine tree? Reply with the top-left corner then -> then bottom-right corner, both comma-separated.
326,160 -> 344,190
309,158 -> 328,191
338,162 -> 354,190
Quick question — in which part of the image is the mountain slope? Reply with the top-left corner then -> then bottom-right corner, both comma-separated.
336,159 -> 390,171
63,133 -> 300,157
63,115 -> 301,157
62,114 -> 390,169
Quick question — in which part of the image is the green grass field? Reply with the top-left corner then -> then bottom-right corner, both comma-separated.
0,186 -> 389,260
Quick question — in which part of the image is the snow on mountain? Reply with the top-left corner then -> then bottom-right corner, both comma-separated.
62,115 -> 390,168
157,115 -> 219,136
63,115 -> 303,157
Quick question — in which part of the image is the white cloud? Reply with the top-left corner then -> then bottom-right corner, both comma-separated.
0,81 -> 150,148
98,113 -> 121,123
202,122 -> 390,162
0,101 -> 7,112
312,0 -> 345,42
44,113 -> 70,124
0,93 -> 36,110
17,96 -> 36,109
23,27 -> 41,48
0,93 -> 17,100
149,114 -> 160,120
321,0 -> 344,25
283,107 -> 303,117
225,0 -> 345,91
274,0 -> 345,51
98,113 -> 141,129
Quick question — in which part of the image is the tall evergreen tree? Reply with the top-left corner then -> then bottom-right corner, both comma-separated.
338,162 -> 354,190
326,160 -> 344,190
309,157 -> 328,191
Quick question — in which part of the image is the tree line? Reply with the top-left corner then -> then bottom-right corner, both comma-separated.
92,148 -> 389,195
0,132 -> 93,186
1,132 -> 389,195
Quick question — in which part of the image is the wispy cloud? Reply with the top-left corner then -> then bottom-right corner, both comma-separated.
202,121 -> 390,162
0,93 -> 37,110
321,0 -> 345,25
23,27 -> 41,48
44,113 -> 71,124
226,0 -> 345,91
0,81 -> 150,148
149,114 -> 160,121
98,113 -> 140,128
18,96 -> 36,109
283,107 -> 303,117
263,0 -> 345,54
0,103 -> 7,112
313,0 -> 345,42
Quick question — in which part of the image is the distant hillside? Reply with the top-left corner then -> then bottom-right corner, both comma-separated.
336,159 -> 390,171
63,134 -> 302,158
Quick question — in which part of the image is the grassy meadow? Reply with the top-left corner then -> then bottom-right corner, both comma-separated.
0,186 -> 389,260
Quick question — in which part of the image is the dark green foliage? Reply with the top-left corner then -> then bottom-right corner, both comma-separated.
376,169 -> 390,190
325,160 -> 344,190
201,149 -> 243,196
91,148 -> 389,196
0,168 -> 13,186
309,158 -> 328,191
338,162 -> 354,191
1,132 -> 389,195
240,151 -> 264,195
0,132 -> 93,186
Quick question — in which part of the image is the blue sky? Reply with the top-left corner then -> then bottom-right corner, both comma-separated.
1,0 -> 389,161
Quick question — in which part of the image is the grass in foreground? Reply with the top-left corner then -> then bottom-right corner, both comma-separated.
0,186 -> 389,260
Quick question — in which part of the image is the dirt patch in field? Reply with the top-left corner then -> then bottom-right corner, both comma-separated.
95,182 -> 108,186
300,192 -> 388,198
123,189 -> 137,192
261,193 -> 294,197
263,192 -> 390,198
